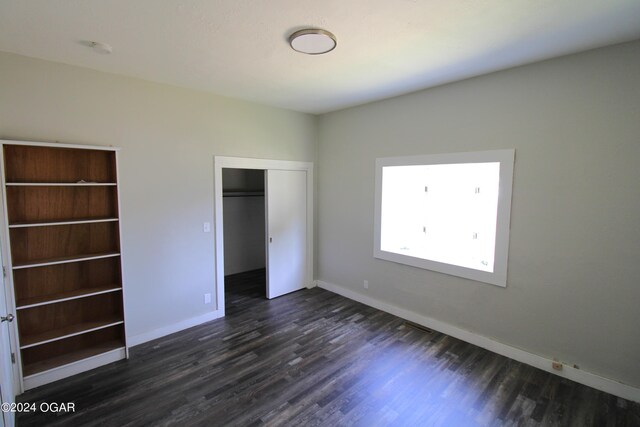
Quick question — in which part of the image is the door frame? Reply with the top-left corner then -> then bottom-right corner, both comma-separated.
213,156 -> 314,316
0,243 -> 16,427
0,147 -> 21,402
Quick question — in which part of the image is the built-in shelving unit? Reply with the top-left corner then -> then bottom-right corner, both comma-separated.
1,141 -> 127,390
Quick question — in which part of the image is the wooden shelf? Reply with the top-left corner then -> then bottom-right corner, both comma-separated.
10,222 -> 120,267
17,285 -> 122,310
12,252 -> 120,270
6,186 -> 119,224
20,317 -> 124,349
22,341 -> 124,377
3,144 -> 117,183
6,182 -> 117,187
13,257 -> 122,308
9,217 -> 119,228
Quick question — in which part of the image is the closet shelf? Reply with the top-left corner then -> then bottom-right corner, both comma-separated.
22,341 -> 125,377
6,182 -> 117,187
20,317 -> 124,349
12,252 -> 121,270
9,217 -> 119,228
16,286 -> 122,310
223,191 -> 265,197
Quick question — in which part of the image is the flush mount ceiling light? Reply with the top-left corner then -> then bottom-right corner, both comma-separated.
87,41 -> 113,54
288,29 -> 337,55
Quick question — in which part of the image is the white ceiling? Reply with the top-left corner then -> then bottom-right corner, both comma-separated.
1,1 -> 639,114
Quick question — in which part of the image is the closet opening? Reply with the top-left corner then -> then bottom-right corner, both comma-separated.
222,168 -> 267,310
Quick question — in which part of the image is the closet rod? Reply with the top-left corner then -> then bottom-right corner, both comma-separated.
223,191 -> 265,198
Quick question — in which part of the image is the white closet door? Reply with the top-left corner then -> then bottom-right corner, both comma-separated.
266,169 -> 307,299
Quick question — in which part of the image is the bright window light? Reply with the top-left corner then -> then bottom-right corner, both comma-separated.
374,150 -> 515,287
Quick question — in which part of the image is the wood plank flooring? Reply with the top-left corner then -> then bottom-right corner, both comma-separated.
17,269 -> 640,426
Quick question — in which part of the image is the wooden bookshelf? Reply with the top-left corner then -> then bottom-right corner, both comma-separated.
2,142 -> 127,389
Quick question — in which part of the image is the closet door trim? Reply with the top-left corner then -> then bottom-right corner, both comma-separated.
213,156 -> 314,317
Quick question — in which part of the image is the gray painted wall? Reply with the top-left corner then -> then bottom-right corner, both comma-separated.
317,40 -> 640,387
0,51 -> 316,339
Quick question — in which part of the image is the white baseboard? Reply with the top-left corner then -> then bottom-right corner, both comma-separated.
127,310 -> 222,347
317,280 -> 640,403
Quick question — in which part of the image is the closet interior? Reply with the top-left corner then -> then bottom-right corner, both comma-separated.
222,168 -> 266,302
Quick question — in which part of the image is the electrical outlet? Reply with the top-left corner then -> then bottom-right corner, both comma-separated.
203,222 -> 211,233
363,280 -> 369,289
204,293 -> 212,304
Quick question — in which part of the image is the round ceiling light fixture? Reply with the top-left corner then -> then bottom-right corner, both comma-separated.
288,29 -> 337,55
88,41 -> 113,54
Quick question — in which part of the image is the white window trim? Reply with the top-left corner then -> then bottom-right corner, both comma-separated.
373,149 -> 515,287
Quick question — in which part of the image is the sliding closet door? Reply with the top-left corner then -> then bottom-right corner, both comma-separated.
266,169 -> 307,299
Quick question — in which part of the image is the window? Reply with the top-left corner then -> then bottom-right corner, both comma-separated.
374,149 -> 515,287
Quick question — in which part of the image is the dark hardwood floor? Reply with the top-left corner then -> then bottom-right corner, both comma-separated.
17,269 -> 640,426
